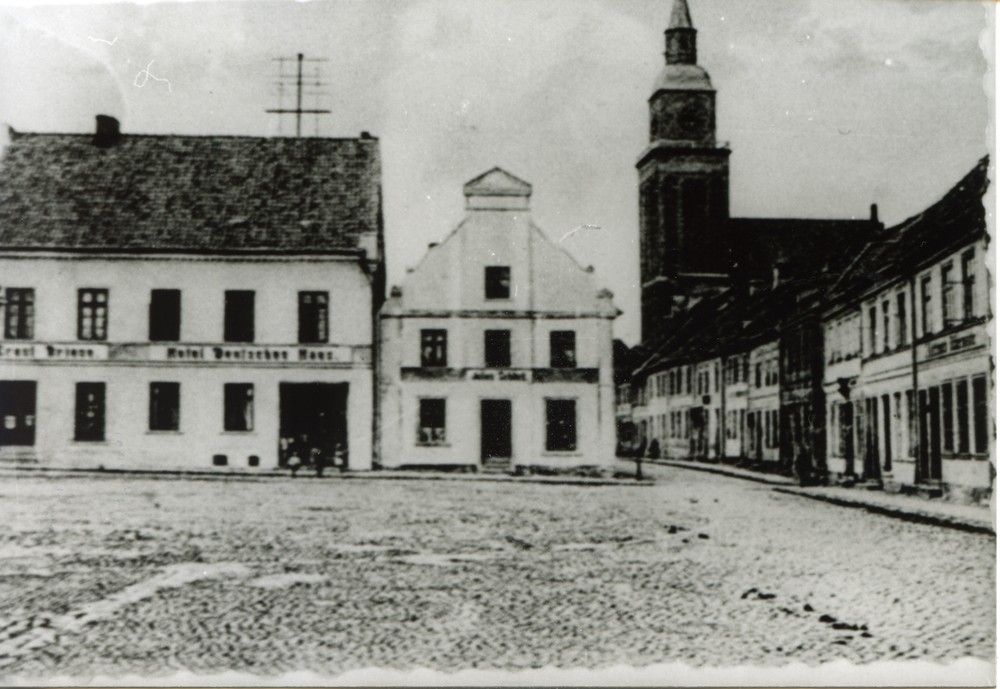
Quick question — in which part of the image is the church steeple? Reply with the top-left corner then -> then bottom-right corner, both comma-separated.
665,0 -> 697,65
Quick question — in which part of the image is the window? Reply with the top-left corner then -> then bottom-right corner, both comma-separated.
418,398 -> 446,444
867,306 -> 877,354
224,384 -> 254,432
714,362 -> 719,392
961,250 -> 976,320
896,292 -> 907,347
149,289 -> 181,342
956,379 -> 970,454
4,288 -> 34,340
941,382 -> 953,453
546,399 -> 576,451
973,376 -> 988,454
920,276 -> 932,335
484,330 -> 511,368
941,263 -> 956,327
149,382 -> 180,431
550,331 -> 576,369
78,289 -> 108,341
686,366 -> 692,393
74,382 -> 105,441
755,362 -> 762,388
420,330 -> 447,367
298,292 -> 329,344
485,266 -> 511,300
882,300 -> 890,351
224,291 -> 255,343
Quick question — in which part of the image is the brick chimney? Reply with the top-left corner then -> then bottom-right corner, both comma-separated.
93,115 -> 121,148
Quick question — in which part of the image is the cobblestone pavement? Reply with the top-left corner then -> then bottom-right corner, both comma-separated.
0,464 -> 993,680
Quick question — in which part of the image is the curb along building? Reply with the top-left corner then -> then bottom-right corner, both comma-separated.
0,116 -> 384,472
378,168 -> 619,473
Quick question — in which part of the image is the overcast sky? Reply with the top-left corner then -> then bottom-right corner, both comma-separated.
0,0 -> 991,344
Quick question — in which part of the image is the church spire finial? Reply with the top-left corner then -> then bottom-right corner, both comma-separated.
665,0 -> 697,65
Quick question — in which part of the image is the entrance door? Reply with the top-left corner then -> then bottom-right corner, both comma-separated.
840,402 -> 854,476
480,399 -> 512,473
279,383 -> 349,469
0,381 -> 36,446
926,386 -> 942,481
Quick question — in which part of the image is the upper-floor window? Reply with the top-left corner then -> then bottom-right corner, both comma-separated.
484,330 -> 511,368
149,289 -> 181,342
224,291 -> 255,343
78,289 -> 108,341
4,288 -> 34,340
485,266 -> 511,300
896,292 -> 908,347
941,263 -> 957,328
881,300 -> 890,351
550,331 -> 576,369
420,329 -> 447,367
298,292 -> 329,344
755,362 -> 762,388
961,249 -> 976,320
867,306 -> 877,354
920,275 -> 932,336
223,384 -> 254,432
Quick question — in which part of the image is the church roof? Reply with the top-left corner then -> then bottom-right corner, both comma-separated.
0,123 -> 383,255
651,64 -> 714,93
669,0 -> 694,29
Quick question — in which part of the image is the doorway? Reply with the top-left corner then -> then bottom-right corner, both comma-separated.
480,399 -> 512,472
279,382 -> 348,469
0,381 -> 36,446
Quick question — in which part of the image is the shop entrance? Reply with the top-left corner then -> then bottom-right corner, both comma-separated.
0,381 -> 36,446
279,383 -> 348,469
480,399 -> 512,472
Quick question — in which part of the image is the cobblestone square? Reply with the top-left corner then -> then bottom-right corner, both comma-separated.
0,464 -> 994,681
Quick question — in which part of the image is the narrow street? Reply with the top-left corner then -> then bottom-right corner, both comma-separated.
0,466 -> 994,678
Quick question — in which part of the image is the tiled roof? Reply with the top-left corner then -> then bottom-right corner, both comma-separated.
0,129 -> 382,254
830,156 -> 989,301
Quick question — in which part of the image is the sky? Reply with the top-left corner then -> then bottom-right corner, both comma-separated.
0,0 -> 992,344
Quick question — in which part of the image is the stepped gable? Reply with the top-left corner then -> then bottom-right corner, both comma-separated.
0,123 -> 382,254
830,156 -> 989,300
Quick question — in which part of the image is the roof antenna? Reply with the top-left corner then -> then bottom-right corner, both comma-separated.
266,53 -> 331,137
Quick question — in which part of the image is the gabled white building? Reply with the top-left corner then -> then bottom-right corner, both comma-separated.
378,168 -> 619,473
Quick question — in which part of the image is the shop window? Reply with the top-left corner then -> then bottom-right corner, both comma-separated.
550,331 -> 576,369
972,376 -> 988,454
4,288 -> 34,340
74,382 -> 105,442
956,379 -> 970,454
961,249 -> 976,320
546,399 -> 577,451
941,382 -> 953,453
418,398 -> 446,444
149,382 -> 180,431
149,289 -> 181,342
224,384 -> 254,432
485,330 -> 511,368
224,291 -> 255,343
420,330 -> 447,367
78,289 -> 108,341
298,292 -> 329,344
484,266 -> 510,300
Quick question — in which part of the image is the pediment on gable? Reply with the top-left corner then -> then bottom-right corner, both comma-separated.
463,167 -> 532,197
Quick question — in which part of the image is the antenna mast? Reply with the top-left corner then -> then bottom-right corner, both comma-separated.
266,53 -> 331,137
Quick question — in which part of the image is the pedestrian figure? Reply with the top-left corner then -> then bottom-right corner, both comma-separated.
313,446 -> 326,478
648,438 -> 660,460
333,442 -> 347,473
634,436 -> 648,481
287,453 -> 302,478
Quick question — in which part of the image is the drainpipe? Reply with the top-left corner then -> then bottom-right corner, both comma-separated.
909,275 -> 921,484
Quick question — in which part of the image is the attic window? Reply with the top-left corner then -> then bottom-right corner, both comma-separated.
485,266 -> 510,300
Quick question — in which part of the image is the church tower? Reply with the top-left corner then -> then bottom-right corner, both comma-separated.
637,0 -> 731,340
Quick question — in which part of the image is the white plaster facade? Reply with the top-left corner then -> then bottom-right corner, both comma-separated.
0,254 -> 376,471
378,169 -> 618,473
